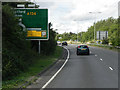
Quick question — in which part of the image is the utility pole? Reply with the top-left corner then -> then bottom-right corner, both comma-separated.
74,20 -> 80,44
89,12 -> 102,42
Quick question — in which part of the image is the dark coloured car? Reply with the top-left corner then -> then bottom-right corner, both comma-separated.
62,41 -> 68,46
76,45 -> 89,55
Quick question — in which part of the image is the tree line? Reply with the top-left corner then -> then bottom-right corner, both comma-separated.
56,17 -> 120,46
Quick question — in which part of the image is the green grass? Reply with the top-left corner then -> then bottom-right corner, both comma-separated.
2,46 -> 63,89
88,44 -> 119,52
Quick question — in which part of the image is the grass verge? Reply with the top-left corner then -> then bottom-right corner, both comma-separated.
2,46 -> 63,89
88,44 -> 120,52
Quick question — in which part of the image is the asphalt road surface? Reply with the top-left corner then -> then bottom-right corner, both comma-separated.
45,44 -> 118,88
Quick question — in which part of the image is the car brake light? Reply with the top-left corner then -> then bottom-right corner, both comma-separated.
78,46 -> 80,48
87,46 -> 88,48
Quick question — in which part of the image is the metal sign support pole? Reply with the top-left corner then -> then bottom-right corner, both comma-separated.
39,40 -> 40,54
94,22 -> 96,42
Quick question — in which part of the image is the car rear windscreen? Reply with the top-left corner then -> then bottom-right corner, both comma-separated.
81,45 -> 88,48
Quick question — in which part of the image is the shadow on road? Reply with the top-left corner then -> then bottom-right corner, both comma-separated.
76,53 -> 95,56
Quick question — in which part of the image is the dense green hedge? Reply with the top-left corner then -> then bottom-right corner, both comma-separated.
2,4 -> 57,80
2,4 -> 37,80
41,23 -> 57,55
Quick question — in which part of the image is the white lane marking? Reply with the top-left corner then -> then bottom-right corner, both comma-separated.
95,54 -> 97,56
41,46 -> 70,89
100,58 -> 103,61
109,67 -> 113,70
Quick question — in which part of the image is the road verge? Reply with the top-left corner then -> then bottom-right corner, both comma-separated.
88,44 -> 120,52
41,46 -> 69,89
18,46 -> 69,89
2,46 -> 63,89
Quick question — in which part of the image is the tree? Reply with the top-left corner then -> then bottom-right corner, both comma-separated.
2,4 -> 38,80
78,17 -> 119,46
40,22 -> 57,55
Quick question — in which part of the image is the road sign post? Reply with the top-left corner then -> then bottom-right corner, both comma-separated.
97,31 -> 108,40
14,8 -> 49,54
39,40 -> 40,54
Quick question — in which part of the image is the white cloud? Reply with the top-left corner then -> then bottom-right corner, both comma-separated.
63,0 -> 118,21
36,0 -> 119,34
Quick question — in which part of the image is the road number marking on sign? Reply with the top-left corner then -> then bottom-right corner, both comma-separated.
27,30 -> 42,37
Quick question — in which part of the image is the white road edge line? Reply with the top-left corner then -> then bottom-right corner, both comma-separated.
109,67 -> 113,70
41,46 -> 70,89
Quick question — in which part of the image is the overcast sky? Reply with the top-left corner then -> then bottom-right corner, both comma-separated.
33,0 -> 119,34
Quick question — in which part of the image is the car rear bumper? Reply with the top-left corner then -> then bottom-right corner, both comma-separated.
77,49 -> 89,54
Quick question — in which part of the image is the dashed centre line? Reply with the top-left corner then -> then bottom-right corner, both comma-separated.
95,54 -> 97,56
100,58 -> 103,61
93,53 -> 114,71
109,67 -> 113,70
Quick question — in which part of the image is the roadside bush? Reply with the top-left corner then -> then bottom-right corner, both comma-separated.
102,39 -> 109,44
2,4 -> 37,80
2,4 -> 57,80
41,26 -> 57,55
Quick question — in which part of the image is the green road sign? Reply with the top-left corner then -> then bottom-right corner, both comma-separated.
14,8 -> 49,40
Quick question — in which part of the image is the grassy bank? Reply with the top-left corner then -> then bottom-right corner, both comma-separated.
2,46 -> 63,88
88,44 -> 120,52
